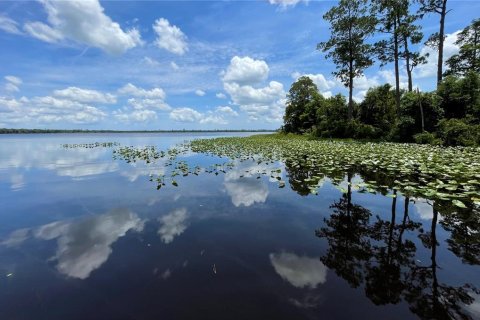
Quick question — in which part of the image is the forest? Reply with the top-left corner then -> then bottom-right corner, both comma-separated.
282,0 -> 480,146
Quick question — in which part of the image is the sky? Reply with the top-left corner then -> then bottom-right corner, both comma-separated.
0,0 -> 479,130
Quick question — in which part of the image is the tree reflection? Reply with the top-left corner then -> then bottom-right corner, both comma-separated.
316,178 -> 478,319
315,173 -> 372,288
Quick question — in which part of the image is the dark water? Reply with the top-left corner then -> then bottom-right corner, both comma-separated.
0,133 -> 479,320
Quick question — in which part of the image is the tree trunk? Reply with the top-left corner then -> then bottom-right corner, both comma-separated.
437,0 -> 448,86
348,61 -> 354,121
404,35 -> 413,92
418,88 -> 425,132
394,21 -> 401,115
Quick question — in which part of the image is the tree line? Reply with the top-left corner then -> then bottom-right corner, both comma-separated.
283,0 -> 480,146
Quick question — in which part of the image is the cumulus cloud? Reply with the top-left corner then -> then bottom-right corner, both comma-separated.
268,0 -> 308,9
223,56 -> 286,123
169,107 -> 203,122
291,71 -> 336,97
114,109 -> 158,123
24,0 -> 143,55
270,252 -> 328,288
223,56 -> 269,85
415,31 -> 461,79
0,93 -> 107,124
53,86 -> 116,104
153,18 -> 188,55
127,98 -> 171,111
216,92 -> 227,99
170,61 -> 180,70
2,208 -> 144,279
199,115 -> 228,125
158,208 -> 189,244
118,83 -> 166,99
0,15 -> 22,35
216,106 -> 238,117
195,89 -> 206,96
113,83 -> 170,122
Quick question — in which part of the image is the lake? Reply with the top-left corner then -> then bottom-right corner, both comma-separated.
0,132 -> 479,320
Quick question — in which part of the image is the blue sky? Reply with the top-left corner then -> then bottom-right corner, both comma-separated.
1,0 -> 479,130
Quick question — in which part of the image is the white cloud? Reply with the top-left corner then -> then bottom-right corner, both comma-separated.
127,98 -> 171,111
118,83 -> 166,99
24,0 -> 143,54
0,15 -> 22,35
291,71 -> 336,92
153,18 -> 188,55
4,75 -> 22,94
415,30 -> 461,79
216,92 -> 227,99
0,94 -> 107,124
270,252 -> 328,288
222,56 -> 286,123
170,61 -> 180,70
223,56 -> 269,85
142,56 -> 160,67
169,107 -> 203,122
216,106 -> 238,117
5,76 -> 22,86
158,208 -> 189,244
354,74 -> 380,90
23,21 -> 63,43
268,0 -> 308,9
195,89 -> 206,96
5,83 -> 19,93
199,115 -> 228,125
53,87 -> 116,104
225,81 -> 285,106
114,109 -> 157,123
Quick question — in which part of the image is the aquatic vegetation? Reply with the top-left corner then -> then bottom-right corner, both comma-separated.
189,134 -> 480,207
108,134 -> 479,210
62,142 -> 120,148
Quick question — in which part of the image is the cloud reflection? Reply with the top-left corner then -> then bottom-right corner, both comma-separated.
158,208 -> 188,244
269,252 -> 328,289
223,160 -> 281,207
2,208 -> 144,279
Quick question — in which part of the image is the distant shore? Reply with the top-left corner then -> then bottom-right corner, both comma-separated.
0,129 -> 276,134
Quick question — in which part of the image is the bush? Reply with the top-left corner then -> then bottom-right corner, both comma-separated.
413,132 -> 441,145
436,119 -> 480,146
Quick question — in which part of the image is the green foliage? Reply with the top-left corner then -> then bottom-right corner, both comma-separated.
437,72 -> 480,122
315,94 -> 349,138
413,132 -> 441,145
445,19 -> 480,76
436,119 -> 480,146
358,84 -> 397,135
396,90 -> 443,140
284,76 -> 323,133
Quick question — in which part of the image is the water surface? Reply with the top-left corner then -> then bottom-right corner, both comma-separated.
0,133 -> 479,320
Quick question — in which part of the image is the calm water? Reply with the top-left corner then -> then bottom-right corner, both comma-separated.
0,133 -> 479,320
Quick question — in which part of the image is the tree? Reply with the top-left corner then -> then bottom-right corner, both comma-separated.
437,71 -> 480,121
418,0 -> 449,86
445,19 -> 480,76
372,0 -> 403,113
358,84 -> 397,135
397,2 -> 427,92
283,76 -> 322,133
317,0 -> 376,120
